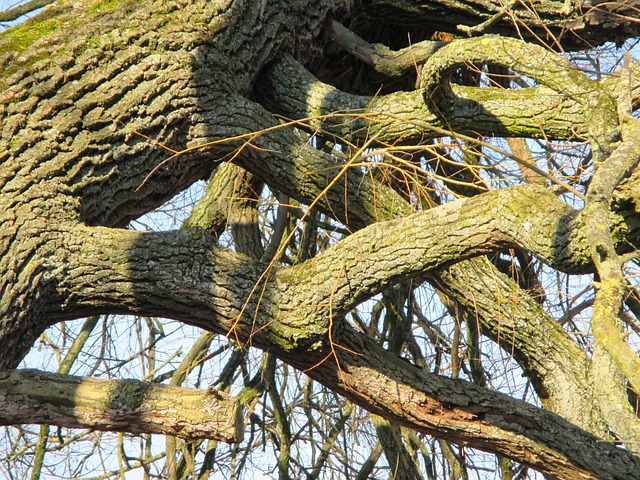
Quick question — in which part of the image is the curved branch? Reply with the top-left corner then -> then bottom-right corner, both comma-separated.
279,184 -> 590,319
55,183 -> 638,339
419,35 -> 619,158
258,54 -> 590,142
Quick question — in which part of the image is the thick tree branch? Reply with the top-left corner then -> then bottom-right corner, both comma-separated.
585,120 -> 640,432
0,369 -> 242,442
419,35 -> 619,160
57,185 -> 588,314
330,20 -> 445,77
295,325 -> 640,480
357,0 -> 640,49
259,54 -> 589,143
428,259 -> 607,435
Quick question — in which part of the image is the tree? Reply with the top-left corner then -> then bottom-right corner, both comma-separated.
1,0 -> 640,478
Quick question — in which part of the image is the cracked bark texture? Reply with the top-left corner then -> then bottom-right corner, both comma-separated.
2,0 -> 640,478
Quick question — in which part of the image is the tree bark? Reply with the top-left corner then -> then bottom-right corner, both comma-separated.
2,0 -> 640,477
0,369 -> 242,442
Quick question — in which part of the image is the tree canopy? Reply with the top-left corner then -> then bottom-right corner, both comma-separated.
2,0 -> 640,478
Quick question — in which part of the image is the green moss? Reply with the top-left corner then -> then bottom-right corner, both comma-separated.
237,386 -> 262,405
8,139 -> 20,152
0,17 -> 62,54
110,380 -> 150,410
89,0 -> 121,14
0,0 -> 141,58
0,0 -> 145,88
